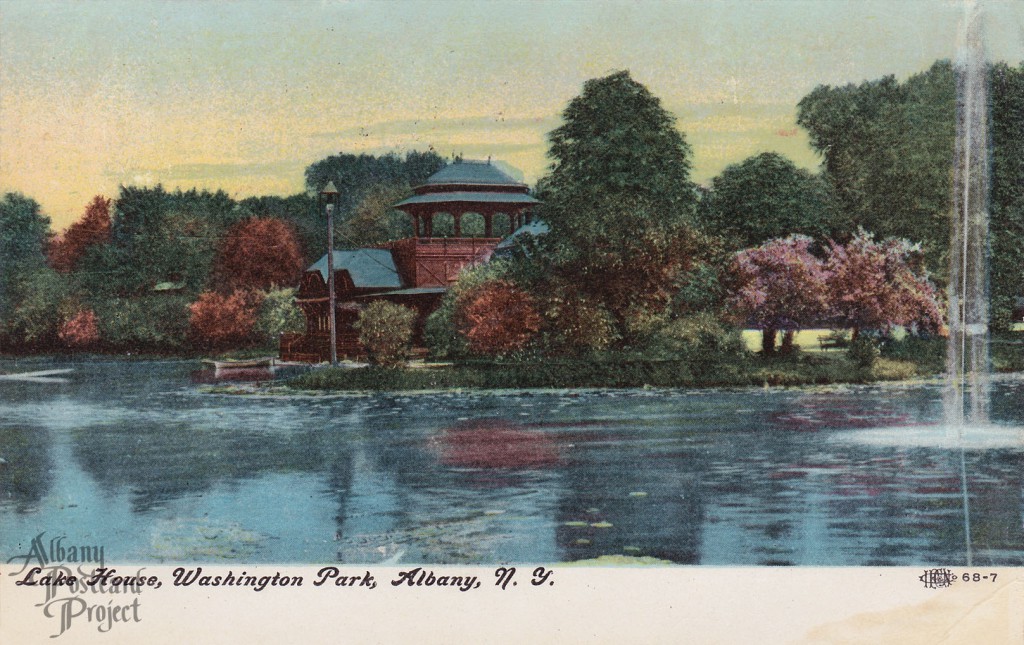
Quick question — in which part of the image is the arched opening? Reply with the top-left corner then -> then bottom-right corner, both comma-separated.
430,212 -> 456,238
460,212 -> 486,237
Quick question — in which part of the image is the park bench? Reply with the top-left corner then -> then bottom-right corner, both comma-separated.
818,333 -> 849,350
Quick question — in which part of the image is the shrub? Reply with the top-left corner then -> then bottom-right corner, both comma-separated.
455,280 -> 541,356
59,309 -> 100,348
188,289 -> 264,350
253,288 -> 304,345
423,264 -> 506,358
540,292 -> 619,354
92,294 -> 192,352
847,336 -> 880,370
354,301 -> 416,367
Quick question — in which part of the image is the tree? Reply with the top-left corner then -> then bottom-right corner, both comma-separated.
93,294 -> 191,351
0,193 -> 50,326
3,268 -> 70,347
304,151 -> 445,216
542,70 -> 697,260
424,264 -> 504,358
49,195 -> 112,273
340,184 -> 415,247
825,230 -> 943,340
103,185 -> 240,295
989,62 -> 1024,331
796,61 -> 956,274
728,236 -> 830,354
188,290 -> 264,349
701,152 -> 842,249
211,218 -> 305,292
455,280 -> 542,356
237,193 -> 318,264
537,70 -> 701,341
354,301 -> 416,367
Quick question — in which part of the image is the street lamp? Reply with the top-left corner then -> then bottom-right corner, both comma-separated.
320,181 -> 339,366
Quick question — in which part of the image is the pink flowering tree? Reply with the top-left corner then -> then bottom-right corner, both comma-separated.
729,235 -> 830,354
825,230 -> 944,340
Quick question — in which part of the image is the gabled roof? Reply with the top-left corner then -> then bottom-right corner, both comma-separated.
307,249 -> 402,289
423,160 -> 524,187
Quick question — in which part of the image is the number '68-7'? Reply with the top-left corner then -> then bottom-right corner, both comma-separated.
960,572 -> 996,582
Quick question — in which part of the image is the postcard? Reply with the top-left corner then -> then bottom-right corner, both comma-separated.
1,1 -> 1022,643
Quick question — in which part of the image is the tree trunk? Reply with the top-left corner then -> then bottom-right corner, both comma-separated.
762,328 -> 777,354
780,330 -> 795,354
851,327 -> 860,342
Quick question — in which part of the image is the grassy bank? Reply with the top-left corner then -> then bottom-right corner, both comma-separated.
287,333 -> 1024,392
288,353 -> 924,392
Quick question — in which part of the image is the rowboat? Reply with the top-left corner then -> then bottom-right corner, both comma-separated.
203,357 -> 276,370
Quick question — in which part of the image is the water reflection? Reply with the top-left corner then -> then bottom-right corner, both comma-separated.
0,426 -> 53,513
1,359 -> 1022,565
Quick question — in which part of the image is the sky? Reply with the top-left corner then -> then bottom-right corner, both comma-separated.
1,0 -> 1022,231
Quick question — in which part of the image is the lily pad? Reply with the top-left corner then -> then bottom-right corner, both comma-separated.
590,521 -> 613,528
563,521 -> 589,527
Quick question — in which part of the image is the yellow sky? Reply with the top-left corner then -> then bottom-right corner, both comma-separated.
1,0 -> 1021,230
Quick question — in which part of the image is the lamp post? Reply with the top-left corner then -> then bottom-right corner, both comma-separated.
320,181 -> 339,366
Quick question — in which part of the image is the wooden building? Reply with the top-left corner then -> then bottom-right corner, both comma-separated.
281,160 -> 540,362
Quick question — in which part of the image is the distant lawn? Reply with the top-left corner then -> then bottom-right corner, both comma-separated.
741,328 -> 869,353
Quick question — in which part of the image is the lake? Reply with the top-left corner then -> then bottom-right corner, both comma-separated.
1,358 -> 1022,566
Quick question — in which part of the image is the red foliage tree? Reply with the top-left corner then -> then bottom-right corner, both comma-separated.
825,230 -> 944,339
59,309 -> 100,348
455,280 -> 541,356
48,196 -> 111,273
212,218 -> 304,292
188,290 -> 265,348
729,235 -> 830,353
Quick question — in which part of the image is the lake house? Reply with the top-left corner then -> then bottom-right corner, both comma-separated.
280,160 -> 540,362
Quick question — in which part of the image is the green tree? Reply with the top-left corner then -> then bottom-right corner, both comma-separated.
537,70 -> 701,341
3,268 -> 69,347
797,59 -> 1024,329
989,62 -> 1024,331
541,70 -> 697,260
101,185 -> 239,295
304,151 -> 445,219
701,152 -> 842,249
0,193 -> 51,326
796,61 -> 955,274
340,184 -> 415,247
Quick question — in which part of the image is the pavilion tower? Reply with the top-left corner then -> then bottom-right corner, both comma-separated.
391,159 -> 540,287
